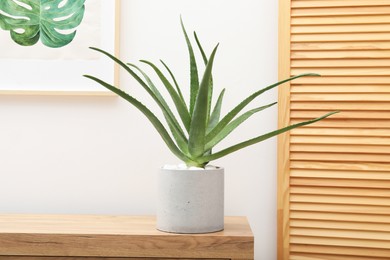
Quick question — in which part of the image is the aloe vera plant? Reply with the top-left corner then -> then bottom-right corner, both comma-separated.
84,20 -> 337,168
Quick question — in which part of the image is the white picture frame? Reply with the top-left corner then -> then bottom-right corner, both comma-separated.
0,0 -> 120,95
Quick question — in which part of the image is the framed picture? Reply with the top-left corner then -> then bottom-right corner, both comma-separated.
0,0 -> 120,95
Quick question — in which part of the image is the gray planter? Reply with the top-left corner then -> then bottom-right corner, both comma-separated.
157,166 -> 224,233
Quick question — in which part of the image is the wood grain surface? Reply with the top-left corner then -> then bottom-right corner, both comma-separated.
0,215 -> 253,260
278,0 -> 390,259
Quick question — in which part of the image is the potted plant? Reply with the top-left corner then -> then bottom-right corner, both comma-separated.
84,19 -> 337,234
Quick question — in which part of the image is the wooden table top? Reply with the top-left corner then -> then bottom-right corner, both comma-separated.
0,214 -> 254,259
0,214 -> 253,236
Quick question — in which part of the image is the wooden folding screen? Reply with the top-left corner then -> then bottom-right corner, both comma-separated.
277,1 -> 390,259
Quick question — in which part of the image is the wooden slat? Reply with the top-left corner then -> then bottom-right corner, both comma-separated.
290,169 -> 390,180
291,194 -> 390,206
291,127 -> 390,136
290,211 -> 390,223
292,59 -> 390,68
291,144 -> 390,154
291,253 -> 388,260
291,235 -> 390,249
292,33 -> 390,42
291,6 -> 390,17
291,92 -> 390,101
291,101 -> 390,111
290,161 -> 390,172
291,228 -> 390,241
290,178 -> 390,189
292,50 -> 390,59
291,135 -> 390,145
286,154 -> 377,164
290,244 -> 390,258
292,0 -> 390,9
292,15 -> 390,25
291,186 -> 390,197
291,111 -> 390,119
277,0 -> 292,258
292,67 -> 390,76
290,202 -> 390,215
292,24 -> 390,34
290,85 -> 390,93
291,219 -> 390,232
291,42 -> 390,51
291,76 -> 390,85
290,119 -> 390,129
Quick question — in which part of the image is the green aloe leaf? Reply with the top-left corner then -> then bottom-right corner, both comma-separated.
204,88 -> 225,156
160,60 -> 187,110
188,44 -> 219,158
194,31 -> 214,126
0,0 -> 85,48
141,60 -> 192,133
206,73 -> 319,143
205,102 -> 277,151
194,32 -> 208,65
207,88 -> 225,134
127,63 -> 189,155
83,74 -> 192,164
198,111 -> 339,164
181,17 -> 199,115
89,47 -> 189,154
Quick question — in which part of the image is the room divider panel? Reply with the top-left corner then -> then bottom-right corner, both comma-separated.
278,1 -> 390,259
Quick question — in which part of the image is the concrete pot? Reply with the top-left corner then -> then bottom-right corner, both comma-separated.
157,166 -> 224,233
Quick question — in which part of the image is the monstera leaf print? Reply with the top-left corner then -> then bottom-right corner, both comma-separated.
0,0 -> 85,48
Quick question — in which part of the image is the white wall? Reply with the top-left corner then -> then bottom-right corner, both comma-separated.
0,0 -> 279,259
